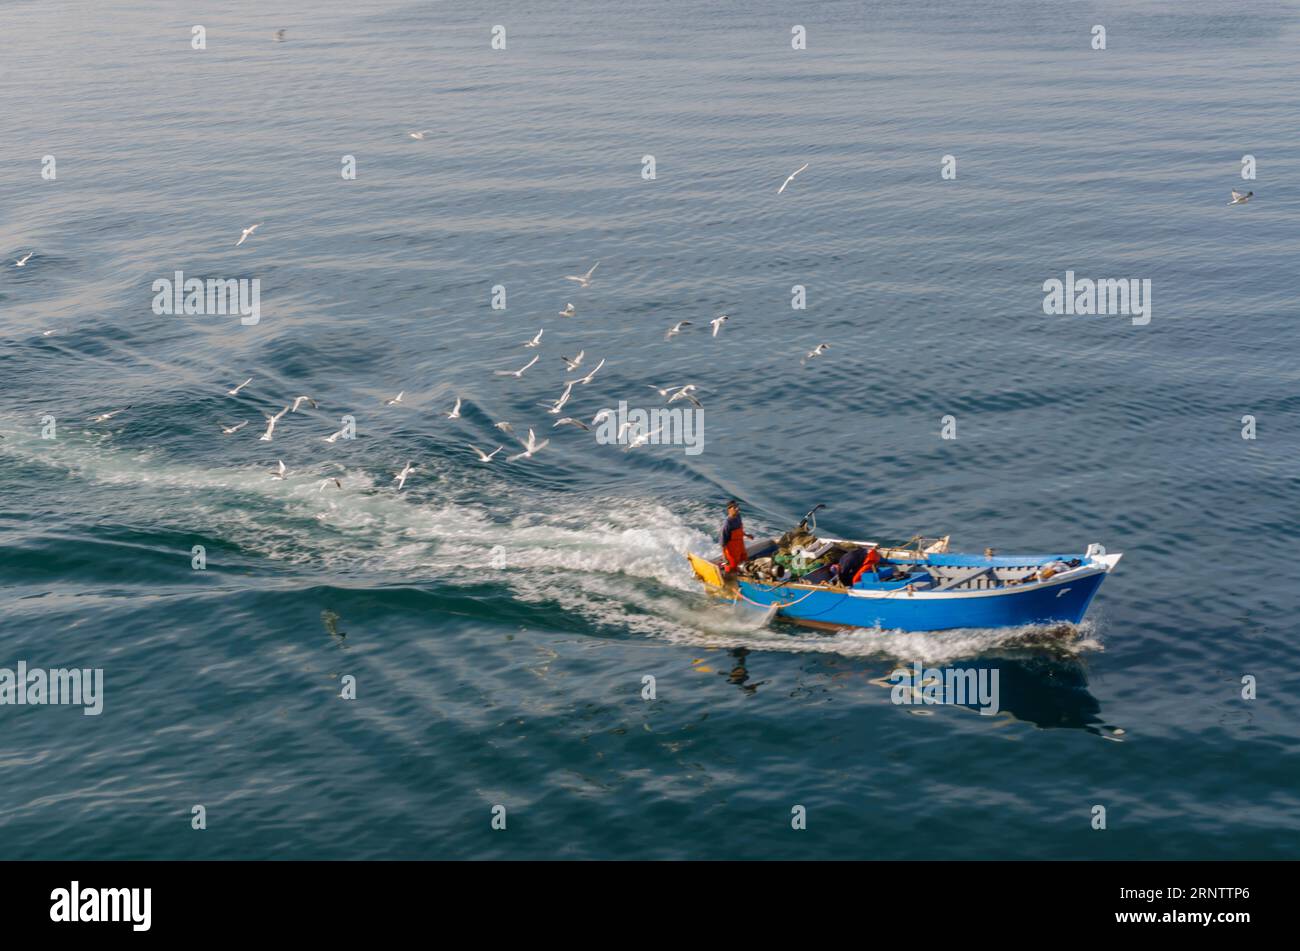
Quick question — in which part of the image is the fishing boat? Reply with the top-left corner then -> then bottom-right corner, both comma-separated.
686,507 -> 1121,633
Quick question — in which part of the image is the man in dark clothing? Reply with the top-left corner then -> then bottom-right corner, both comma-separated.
720,500 -> 754,572
830,546 -> 885,586
830,547 -> 868,586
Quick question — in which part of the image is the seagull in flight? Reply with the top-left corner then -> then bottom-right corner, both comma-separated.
558,303 -> 576,318
290,396 -> 317,413
15,252 -> 33,267
561,350 -> 584,371
710,314 -> 728,337
384,391 -> 404,406
778,162 -> 809,194
524,328 -> 543,348
495,354 -> 539,378
591,408 -> 613,427
508,428 -> 549,462
394,461 -> 415,490
568,358 -> 605,386
1229,189 -> 1253,205
270,460 -> 287,480
668,385 -> 702,408
323,424 -> 350,444
87,405 -> 131,423
665,320 -> 691,340
469,444 -> 502,462
273,28 -> 287,42
220,421 -> 248,435
445,397 -> 462,419
318,477 -> 343,492
495,421 -> 515,436
236,223 -> 261,247
543,381 -> 575,415
803,343 -> 829,364
623,426 -> 664,451
408,130 -> 433,140
554,417 -> 590,431
227,377 -> 253,396
648,383 -> 684,398
260,405 -> 289,442
564,261 -> 599,288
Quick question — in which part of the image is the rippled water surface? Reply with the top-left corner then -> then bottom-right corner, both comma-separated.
1,0 -> 1298,859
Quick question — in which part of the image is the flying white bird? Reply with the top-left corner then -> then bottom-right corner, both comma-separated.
408,130 -> 433,140
318,477 -> 343,492
87,405 -> 131,423
41,329 -> 59,336
568,358 -> 605,386
15,252 -> 33,267
446,397 -> 462,419
273,28 -> 287,42
1229,189 -> 1253,205
323,425 -> 350,444
558,303 -> 576,317
591,408 -> 613,427
553,417 -> 590,431
495,354 -> 539,378
227,377 -> 253,396
469,444 -> 502,462
647,383 -> 684,398
220,421 -> 248,435
665,320 -> 691,340
495,421 -> 515,436
290,396 -> 317,413
778,162 -> 809,194
564,261 -> 599,288
543,381 -> 575,415
270,460 -> 287,480
804,343 -> 829,363
394,461 -> 414,490
384,391 -> 404,406
236,223 -> 261,247
524,328 -> 544,348
710,314 -> 728,337
508,428 -> 549,462
260,405 -> 289,442
624,426 -> 664,451
561,350 -> 584,371
668,385 -> 702,408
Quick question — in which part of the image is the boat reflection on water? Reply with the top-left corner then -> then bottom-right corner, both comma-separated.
724,647 -> 769,695
702,640 -> 1121,738
875,649 -> 1123,738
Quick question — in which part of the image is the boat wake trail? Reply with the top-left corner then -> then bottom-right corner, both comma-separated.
0,429 -> 1103,661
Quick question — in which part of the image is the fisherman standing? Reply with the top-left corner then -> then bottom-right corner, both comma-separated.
720,500 -> 754,573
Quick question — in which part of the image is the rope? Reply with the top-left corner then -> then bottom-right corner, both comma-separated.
732,585 -> 823,611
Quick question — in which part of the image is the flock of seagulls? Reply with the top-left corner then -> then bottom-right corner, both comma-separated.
19,136 -> 1257,503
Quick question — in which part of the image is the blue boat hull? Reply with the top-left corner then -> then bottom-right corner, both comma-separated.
733,569 -> 1108,632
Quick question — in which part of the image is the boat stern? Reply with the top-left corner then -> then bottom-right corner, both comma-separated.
687,552 -> 725,589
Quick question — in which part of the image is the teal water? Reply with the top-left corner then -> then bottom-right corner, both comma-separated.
1,0 -> 1298,859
